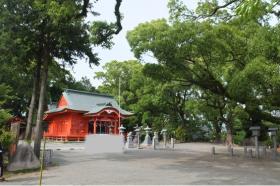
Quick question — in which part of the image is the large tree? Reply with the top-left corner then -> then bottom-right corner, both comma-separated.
0,0 -> 123,157
127,14 -> 280,144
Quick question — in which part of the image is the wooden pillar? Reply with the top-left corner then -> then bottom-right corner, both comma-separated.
114,121 -> 117,135
93,118 -> 97,134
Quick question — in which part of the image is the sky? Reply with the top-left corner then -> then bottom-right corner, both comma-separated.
70,0 -> 197,88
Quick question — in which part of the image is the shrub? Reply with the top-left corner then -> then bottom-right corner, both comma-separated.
233,130 -> 246,145
175,126 -> 188,142
0,129 -> 15,150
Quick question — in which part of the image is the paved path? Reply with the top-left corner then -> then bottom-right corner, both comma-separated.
5,143 -> 280,185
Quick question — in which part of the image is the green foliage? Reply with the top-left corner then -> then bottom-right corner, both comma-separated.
0,129 -> 14,150
174,126 -> 188,142
0,84 -> 12,126
233,130 -> 246,145
126,3 -> 280,144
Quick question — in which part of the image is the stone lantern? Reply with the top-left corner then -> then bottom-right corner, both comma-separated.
119,125 -> 126,144
142,126 -> 152,146
250,126 -> 261,137
125,132 -> 134,148
250,126 -> 261,158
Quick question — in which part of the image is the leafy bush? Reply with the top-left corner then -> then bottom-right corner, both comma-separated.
0,129 -> 15,150
174,126 -> 188,142
264,138 -> 273,148
233,130 -> 246,145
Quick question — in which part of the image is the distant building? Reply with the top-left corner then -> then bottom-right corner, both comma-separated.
43,89 -> 133,141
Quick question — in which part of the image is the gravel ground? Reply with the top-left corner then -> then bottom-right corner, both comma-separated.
4,142 -> 280,185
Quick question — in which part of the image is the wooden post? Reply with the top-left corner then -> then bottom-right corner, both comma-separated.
93,118 -> 96,134
114,121 -> 117,134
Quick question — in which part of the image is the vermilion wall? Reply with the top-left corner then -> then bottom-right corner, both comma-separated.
69,113 -> 88,137
45,113 -> 71,137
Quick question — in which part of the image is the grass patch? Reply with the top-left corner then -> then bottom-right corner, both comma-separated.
3,167 -> 40,179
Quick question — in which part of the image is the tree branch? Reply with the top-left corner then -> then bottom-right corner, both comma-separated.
208,0 -> 240,17
77,0 -> 90,18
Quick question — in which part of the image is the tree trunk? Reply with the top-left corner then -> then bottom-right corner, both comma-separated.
226,123 -> 233,146
33,51 -> 49,158
213,120 -> 222,143
25,61 -> 41,140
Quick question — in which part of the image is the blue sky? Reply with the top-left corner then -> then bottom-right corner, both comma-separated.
70,0 -> 197,87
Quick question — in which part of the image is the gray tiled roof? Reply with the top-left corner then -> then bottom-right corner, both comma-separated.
46,89 -> 133,116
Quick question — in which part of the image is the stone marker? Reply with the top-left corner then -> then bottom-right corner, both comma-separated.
268,128 -> 278,160
134,127 -> 140,148
248,149 -> 253,159
261,146 -> 267,158
229,148 -> 234,157
152,137 -> 156,150
244,146 -> 247,157
7,141 -> 40,171
43,149 -> 53,166
171,138 -> 175,149
227,144 -> 232,152
153,132 -> 159,146
211,146 -> 215,155
161,129 -> 167,148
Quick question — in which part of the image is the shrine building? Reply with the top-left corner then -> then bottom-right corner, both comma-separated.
43,89 -> 133,141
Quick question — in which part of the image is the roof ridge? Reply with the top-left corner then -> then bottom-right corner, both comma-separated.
64,89 -> 114,98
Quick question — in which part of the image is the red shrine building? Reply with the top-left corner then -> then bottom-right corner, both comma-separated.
43,89 -> 133,141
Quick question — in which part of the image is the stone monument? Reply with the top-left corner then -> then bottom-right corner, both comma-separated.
7,141 -> 40,171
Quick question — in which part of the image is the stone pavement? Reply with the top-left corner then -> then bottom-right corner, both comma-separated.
4,142 -> 280,185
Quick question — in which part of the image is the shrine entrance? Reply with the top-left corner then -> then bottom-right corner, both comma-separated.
96,121 -> 109,134
84,107 -> 123,135
88,120 -> 118,134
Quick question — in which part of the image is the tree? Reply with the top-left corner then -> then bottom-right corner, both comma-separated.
95,60 -> 204,141
127,14 -> 280,144
0,0 -> 123,157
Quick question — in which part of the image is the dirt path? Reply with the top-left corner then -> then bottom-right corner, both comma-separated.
4,143 -> 280,185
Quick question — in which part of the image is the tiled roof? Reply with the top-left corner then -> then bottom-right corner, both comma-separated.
46,89 -> 133,116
